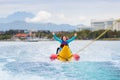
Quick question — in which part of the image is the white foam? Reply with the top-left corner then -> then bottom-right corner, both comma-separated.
0,41 -> 120,80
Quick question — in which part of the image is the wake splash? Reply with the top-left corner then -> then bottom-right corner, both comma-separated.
0,41 -> 120,80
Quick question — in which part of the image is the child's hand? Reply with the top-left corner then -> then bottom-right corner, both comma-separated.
74,33 -> 77,36
52,32 -> 55,35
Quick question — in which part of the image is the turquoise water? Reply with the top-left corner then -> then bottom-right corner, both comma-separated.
0,41 -> 120,80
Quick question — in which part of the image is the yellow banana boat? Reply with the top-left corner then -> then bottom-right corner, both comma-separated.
50,46 -> 80,62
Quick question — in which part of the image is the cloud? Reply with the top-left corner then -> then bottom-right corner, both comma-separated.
56,14 -> 88,25
57,14 -> 72,23
1,0 -> 120,25
25,11 -> 89,25
25,11 -> 51,23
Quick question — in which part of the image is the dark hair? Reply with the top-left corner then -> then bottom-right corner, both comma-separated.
61,36 -> 69,40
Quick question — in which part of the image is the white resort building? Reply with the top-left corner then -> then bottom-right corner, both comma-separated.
113,20 -> 120,31
91,19 -> 114,31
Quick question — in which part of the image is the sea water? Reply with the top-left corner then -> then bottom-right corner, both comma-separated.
0,41 -> 120,80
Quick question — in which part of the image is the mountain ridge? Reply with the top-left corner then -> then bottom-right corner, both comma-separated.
0,11 -> 89,31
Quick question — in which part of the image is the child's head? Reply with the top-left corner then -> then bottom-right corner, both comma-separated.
61,36 -> 68,41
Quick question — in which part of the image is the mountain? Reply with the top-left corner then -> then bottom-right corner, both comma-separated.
0,11 -> 88,31
0,21 -> 76,31
0,11 -> 34,23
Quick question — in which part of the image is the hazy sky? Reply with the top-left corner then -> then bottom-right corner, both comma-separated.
0,0 -> 120,25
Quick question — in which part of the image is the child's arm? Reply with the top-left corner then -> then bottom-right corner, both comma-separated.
66,33 -> 77,43
53,32 -> 62,43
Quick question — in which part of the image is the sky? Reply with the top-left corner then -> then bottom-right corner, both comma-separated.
0,0 -> 120,25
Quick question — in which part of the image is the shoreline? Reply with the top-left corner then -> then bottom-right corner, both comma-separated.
0,39 -> 120,42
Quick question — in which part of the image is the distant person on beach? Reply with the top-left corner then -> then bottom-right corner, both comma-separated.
52,32 -> 77,54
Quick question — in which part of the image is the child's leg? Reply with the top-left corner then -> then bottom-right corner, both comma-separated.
56,47 -> 62,54
56,47 -> 60,54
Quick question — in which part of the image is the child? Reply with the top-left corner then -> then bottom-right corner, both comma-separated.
52,32 -> 77,54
